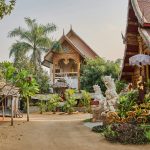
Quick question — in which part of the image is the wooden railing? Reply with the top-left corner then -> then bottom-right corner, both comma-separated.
55,72 -> 78,78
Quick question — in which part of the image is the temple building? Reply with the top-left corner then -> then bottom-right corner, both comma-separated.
120,0 -> 150,86
42,28 -> 99,90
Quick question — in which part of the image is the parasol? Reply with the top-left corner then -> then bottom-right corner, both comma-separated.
129,54 -> 150,67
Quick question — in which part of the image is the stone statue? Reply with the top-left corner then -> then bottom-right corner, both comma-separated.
92,76 -> 118,122
93,85 -> 106,101
92,85 -> 107,122
102,76 -> 118,112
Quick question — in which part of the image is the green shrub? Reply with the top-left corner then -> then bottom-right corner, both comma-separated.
104,123 -> 149,144
47,94 -> 62,113
63,89 -> 77,114
92,125 -> 106,133
144,93 -> 150,103
115,80 -> 127,94
118,90 -> 138,117
81,90 -> 91,112
38,101 -> 47,114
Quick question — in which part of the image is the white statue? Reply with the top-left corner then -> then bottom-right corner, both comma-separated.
92,85 -> 107,122
102,76 -> 118,112
93,85 -> 106,101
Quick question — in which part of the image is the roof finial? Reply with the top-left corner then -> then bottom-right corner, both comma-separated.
70,24 -> 72,30
63,28 -> 65,35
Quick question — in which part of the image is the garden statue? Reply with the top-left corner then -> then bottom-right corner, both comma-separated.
92,85 -> 107,122
92,76 -> 118,122
102,76 -> 118,112
93,85 -> 106,102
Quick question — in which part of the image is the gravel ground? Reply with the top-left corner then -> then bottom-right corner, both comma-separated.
0,113 -> 150,150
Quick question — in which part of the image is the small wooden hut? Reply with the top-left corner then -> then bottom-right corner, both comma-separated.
0,81 -> 22,119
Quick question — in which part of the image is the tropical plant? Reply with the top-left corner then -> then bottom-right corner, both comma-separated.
117,90 -> 138,117
81,90 -> 91,112
144,93 -> 150,103
38,101 -> 47,114
8,17 -> 56,71
9,42 -> 30,66
104,123 -> 149,144
0,61 -> 16,83
47,94 -> 62,113
14,69 -> 39,121
92,125 -> 106,133
0,62 -> 39,121
0,0 -> 16,19
63,89 -> 77,114
35,69 -> 50,93
80,58 -> 121,93
115,80 -> 127,94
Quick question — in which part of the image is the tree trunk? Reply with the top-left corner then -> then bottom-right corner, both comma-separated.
26,97 -> 30,121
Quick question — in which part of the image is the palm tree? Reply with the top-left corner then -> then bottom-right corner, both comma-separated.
8,17 -> 56,71
9,41 -> 29,65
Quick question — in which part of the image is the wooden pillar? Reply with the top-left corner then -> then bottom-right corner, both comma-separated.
146,65 -> 149,81
137,35 -> 143,54
53,63 -> 56,84
11,96 -> 14,126
2,96 -> 4,121
77,62 -> 80,90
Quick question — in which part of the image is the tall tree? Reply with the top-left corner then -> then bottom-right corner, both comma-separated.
80,58 -> 121,93
0,0 -> 16,20
8,17 -> 56,71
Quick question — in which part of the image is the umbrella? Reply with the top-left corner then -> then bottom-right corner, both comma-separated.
129,54 -> 150,67
129,54 -> 150,104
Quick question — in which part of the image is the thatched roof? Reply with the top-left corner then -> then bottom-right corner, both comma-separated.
0,81 -> 19,96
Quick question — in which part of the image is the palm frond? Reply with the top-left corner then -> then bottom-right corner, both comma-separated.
8,27 -> 32,43
9,41 -> 32,58
41,23 -> 57,34
24,17 -> 36,29
36,36 -> 51,48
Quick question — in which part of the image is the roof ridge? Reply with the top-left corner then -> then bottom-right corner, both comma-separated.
63,35 -> 86,58
66,29 -> 99,57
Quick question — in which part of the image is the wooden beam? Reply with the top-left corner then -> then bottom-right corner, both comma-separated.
126,52 -> 138,55
128,21 -> 138,26
122,72 -> 133,76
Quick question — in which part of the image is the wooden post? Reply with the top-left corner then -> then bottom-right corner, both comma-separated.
77,62 -> 81,90
146,65 -> 149,81
11,96 -> 14,126
2,96 -> 4,121
53,63 -> 55,84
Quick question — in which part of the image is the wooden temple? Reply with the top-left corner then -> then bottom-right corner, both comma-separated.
120,0 -> 150,85
42,28 -> 99,90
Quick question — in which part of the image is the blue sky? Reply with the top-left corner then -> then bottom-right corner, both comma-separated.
0,0 -> 128,62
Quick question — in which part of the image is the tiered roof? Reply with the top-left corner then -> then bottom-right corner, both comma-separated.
120,0 -> 150,81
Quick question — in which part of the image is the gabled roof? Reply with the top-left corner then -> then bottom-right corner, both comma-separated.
131,0 -> 150,27
42,28 -> 99,68
120,0 -> 150,82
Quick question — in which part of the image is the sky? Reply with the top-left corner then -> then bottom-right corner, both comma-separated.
0,0 -> 128,62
